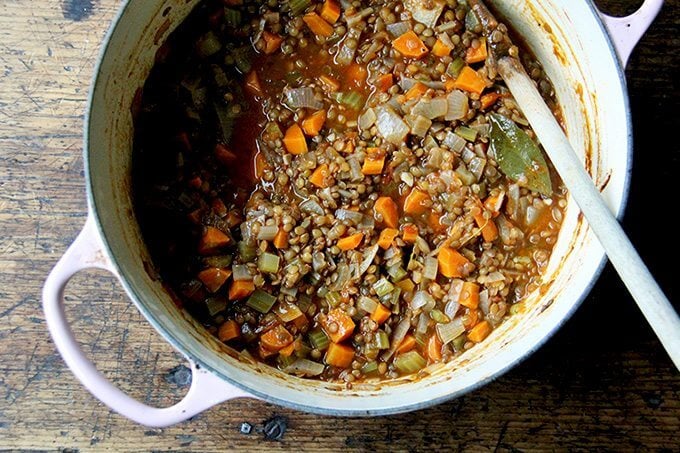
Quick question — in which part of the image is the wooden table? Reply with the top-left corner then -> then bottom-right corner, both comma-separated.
1,0 -> 678,450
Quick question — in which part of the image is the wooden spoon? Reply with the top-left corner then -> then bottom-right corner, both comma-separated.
468,0 -> 680,369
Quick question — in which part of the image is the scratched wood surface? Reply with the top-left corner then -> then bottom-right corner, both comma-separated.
0,0 -> 678,450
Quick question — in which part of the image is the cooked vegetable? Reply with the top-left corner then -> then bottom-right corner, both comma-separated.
229,280 -> 255,300
218,320 -> 240,342
246,289 -> 277,313
198,227 -> 231,255
438,247 -> 470,278
337,232 -> 364,251
320,0 -> 341,24
303,12 -> 334,37
467,320 -> 492,343
309,163 -> 332,188
374,196 -> 399,228
302,110 -> 327,136
261,325 -> 294,351
308,329 -> 330,350
325,342 -> 355,368
403,189 -> 430,215
489,113 -> 553,196
377,228 -> 399,250
321,308 -> 355,343
371,303 -> 392,324
289,0 -> 311,16
394,350 -> 426,373
362,148 -> 385,175
258,252 -> 281,273
283,124 -> 308,155
198,267 -> 231,293
392,30 -> 429,59
454,66 -> 486,95
465,38 -> 488,64
262,31 -> 283,54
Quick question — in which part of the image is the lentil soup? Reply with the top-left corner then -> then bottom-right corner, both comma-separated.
132,0 -> 566,384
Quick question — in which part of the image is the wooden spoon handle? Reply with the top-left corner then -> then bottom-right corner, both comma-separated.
497,56 -> 680,370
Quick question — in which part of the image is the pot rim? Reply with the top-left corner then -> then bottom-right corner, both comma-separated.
82,0 -> 633,416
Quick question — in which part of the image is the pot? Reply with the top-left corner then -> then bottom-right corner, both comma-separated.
43,0 -> 663,427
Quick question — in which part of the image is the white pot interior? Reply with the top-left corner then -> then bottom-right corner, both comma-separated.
86,0 -> 629,414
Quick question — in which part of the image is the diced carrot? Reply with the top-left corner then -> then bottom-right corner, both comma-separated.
402,224 -> 419,244
225,210 -> 243,228
426,333 -> 443,361
198,267 -> 232,293
245,70 -> 263,97
405,82 -> 428,100
403,189 -> 430,215
428,212 -> 446,234
454,66 -> 486,95
319,74 -> 340,92
377,228 -> 399,250
283,123 -> 308,155
374,73 -> 393,92
218,320 -> 240,342
291,314 -> 309,330
438,247 -> 470,278
279,340 -> 297,357
321,308 -> 355,343
396,335 -> 416,354
303,12 -> 334,37
262,31 -> 283,54
346,63 -> 368,86
432,39 -> 453,57
465,38 -> 488,64
362,148 -> 385,175
309,163 -> 332,188
228,280 -> 255,300
260,325 -> 294,351
480,92 -> 500,110
320,0 -> 341,24
474,212 -> 499,242
188,208 -> 204,225
484,192 -> 505,216
458,281 -> 480,309
198,226 -> 231,255
273,229 -> 289,249
463,308 -> 480,330
344,139 -> 355,154
467,320 -> 492,343
374,196 -> 399,228
395,278 -> 415,293
215,143 -> 237,165
444,77 -> 457,92
188,175 -> 202,189
302,110 -> 327,136
211,198 -> 228,217
371,303 -> 391,325
337,233 -> 364,251
392,30 -> 429,59
258,344 -> 278,359
325,342 -> 354,368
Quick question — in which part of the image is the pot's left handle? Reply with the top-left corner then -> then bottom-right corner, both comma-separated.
43,215 -> 254,427
598,0 -> 664,67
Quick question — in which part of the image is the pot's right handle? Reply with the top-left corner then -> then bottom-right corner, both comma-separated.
597,0 -> 664,67
43,215 -> 254,428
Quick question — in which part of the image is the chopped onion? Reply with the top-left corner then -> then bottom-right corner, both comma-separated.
412,97 -> 448,120
284,87 -> 323,110
442,131 -> 466,153
329,262 -> 351,291
357,214 -> 375,231
406,0 -> 444,28
411,291 -> 435,311
423,256 -> 439,280
415,235 -> 431,254
426,146 -> 444,169
284,358 -> 325,376
469,157 -> 487,182
348,157 -> 363,182
280,286 -> 298,297
406,114 -> 432,137
526,205 -> 542,227
416,312 -> 430,334
479,289 -> 491,315
471,123 -> 490,138
399,77 -> 445,91
357,296 -> 379,314
336,27 -> 362,65
462,147 -> 476,164
276,303 -> 304,322
375,105 -> 410,144
232,264 -> 253,281
436,318 -> 465,345
300,199 -> 324,215
257,224 -> 279,241
445,90 -> 469,121
358,108 -> 377,130
346,6 -> 374,27
335,208 -> 364,223
445,279 -> 464,318
358,244 -> 379,277
386,21 -> 411,38
507,184 -> 520,221
382,317 -> 410,360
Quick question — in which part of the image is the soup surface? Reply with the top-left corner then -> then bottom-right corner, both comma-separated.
133,0 -> 566,384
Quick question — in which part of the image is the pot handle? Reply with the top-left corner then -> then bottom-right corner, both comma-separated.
42,215 -> 254,427
597,0 -> 664,67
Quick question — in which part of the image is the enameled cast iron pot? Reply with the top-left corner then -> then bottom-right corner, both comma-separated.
43,0 -> 664,427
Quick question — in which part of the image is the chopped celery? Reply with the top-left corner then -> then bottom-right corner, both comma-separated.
394,351 -> 427,374
415,332 -> 426,349
277,354 -> 296,368
361,361 -> 379,375
258,252 -> 281,273
308,329 -> 330,350
390,288 -> 402,313
231,46 -> 252,74
284,358 -> 325,376
196,32 -> 222,58
446,57 -> 465,78
455,125 -> 478,142
205,297 -> 227,316
325,291 -> 342,308
295,341 -> 312,358
289,0 -> 311,16
297,294 -> 313,312
455,165 -> 476,186
373,278 -> 394,298
224,8 -> 242,27
203,255 -> 233,268
429,309 -> 451,324
437,318 -> 466,344
238,241 -> 257,262
387,264 -> 407,282
335,91 -> 365,110
423,256 -> 439,280
246,290 -> 276,313
452,333 -> 466,351
375,330 -> 390,350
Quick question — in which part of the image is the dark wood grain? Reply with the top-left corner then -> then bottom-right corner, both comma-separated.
0,0 -> 678,450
